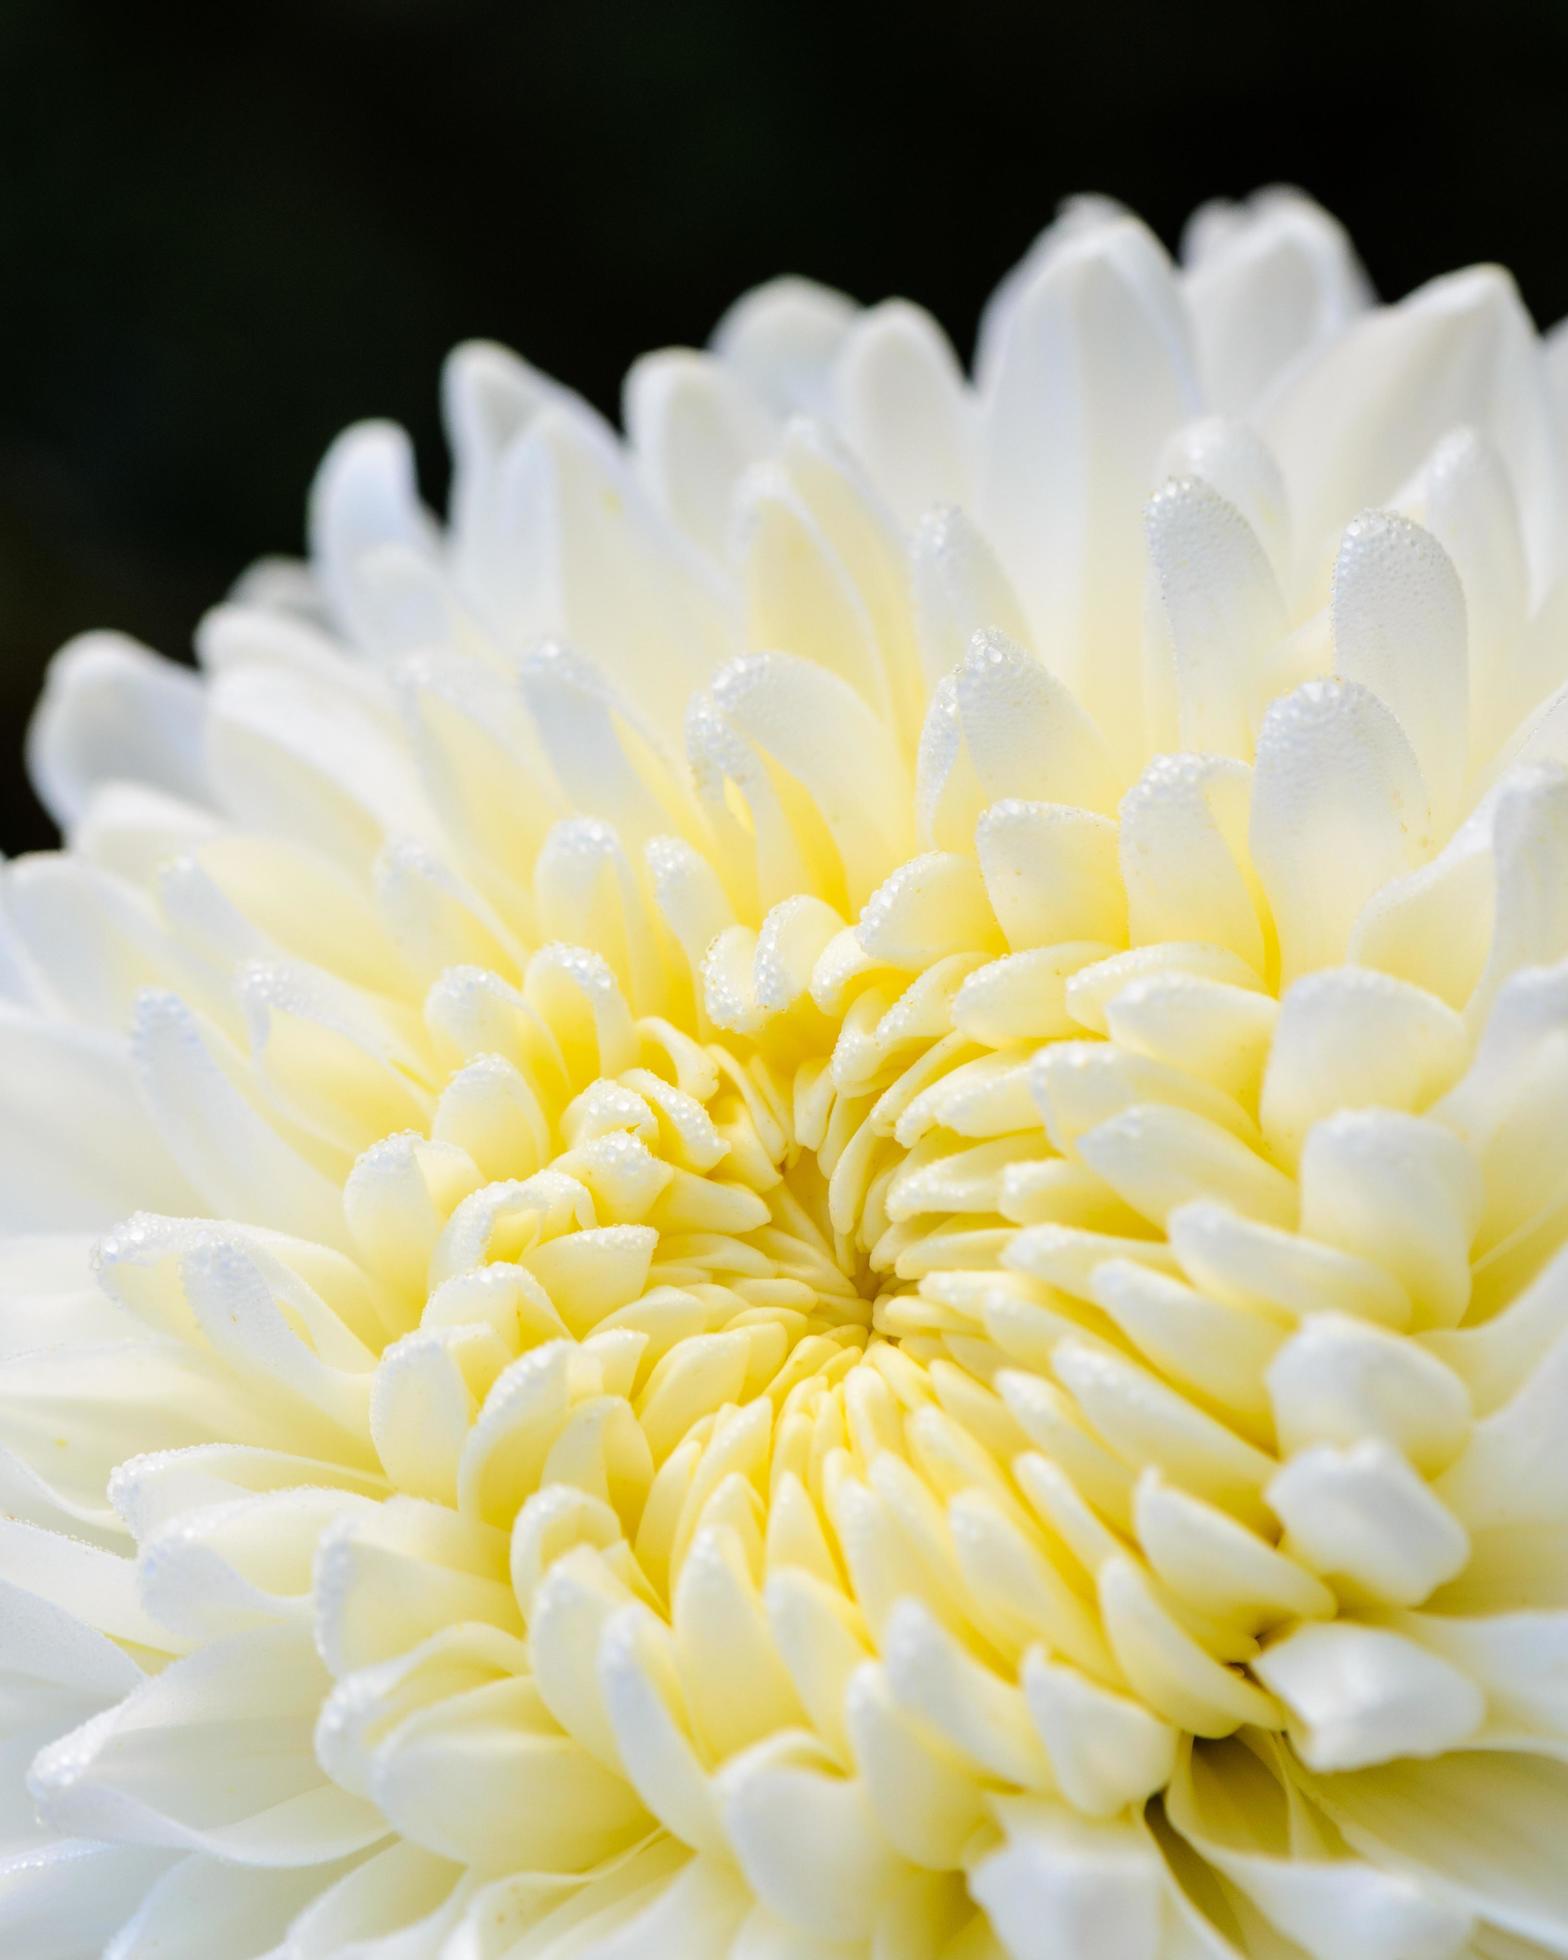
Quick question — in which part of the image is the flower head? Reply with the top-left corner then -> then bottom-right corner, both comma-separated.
8,187 -> 1568,1956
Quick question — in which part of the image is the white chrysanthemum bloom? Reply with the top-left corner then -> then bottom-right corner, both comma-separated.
10,186 -> 1568,1958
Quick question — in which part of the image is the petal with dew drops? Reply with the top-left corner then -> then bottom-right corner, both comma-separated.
1146,476 -> 1289,761
1250,678 -> 1429,984
918,629 -> 1119,854
1466,762 -> 1568,1032
1119,754 -> 1265,969
1332,511 -> 1469,826
1259,967 -> 1468,1167
1159,416 -> 1293,583
911,503 -> 1034,690
977,801 -> 1125,951
690,651 -> 913,913
1266,1313 -> 1470,1472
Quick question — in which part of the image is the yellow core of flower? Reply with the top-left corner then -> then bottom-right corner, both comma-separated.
267,872 -> 1454,1918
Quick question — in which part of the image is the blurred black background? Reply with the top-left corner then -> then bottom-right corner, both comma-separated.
4,0 -> 1568,851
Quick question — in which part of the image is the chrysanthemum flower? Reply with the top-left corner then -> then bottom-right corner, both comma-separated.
7,187 -> 1568,1957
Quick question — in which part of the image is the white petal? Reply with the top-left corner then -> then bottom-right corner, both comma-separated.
975,195 -> 1131,391
1260,967 -> 1468,1166
274,1840 -> 465,1960
1268,1440 -> 1469,1606
733,461 -> 894,729
1307,1752 -> 1568,1952
1467,764 -> 1568,1031
368,1672 -> 648,1874
1406,427 -> 1530,761
1119,754 -> 1264,968
1266,1314 -> 1470,1472
1183,189 -> 1371,415
1249,679 -> 1429,983
1021,1651 -> 1176,1817
832,300 -> 973,524
976,801 -> 1125,951
910,504 -> 1034,692
625,348 -> 773,561
1266,266 -> 1564,599
1145,475 -> 1288,759
689,652 -> 912,912
918,629 -> 1118,851
307,420 -> 441,653
397,649 -> 558,896
206,661 -> 433,870
1168,1198 -> 1412,1329
1255,1620 -> 1484,1771
1332,511 -> 1468,824
131,991 -> 349,1248
0,1842 -> 172,1960
1158,416 -> 1293,582
104,1852 -> 357,1960
856,852 -> 997,969
711,275 -> 857,416
0,1008 -> 195,1230
31,1624 -> 385,1862
442,337 -> 565,601
74,782 -> 219,888
1298,1110 -> 1479,1328
969,1798 -> 1167,1960
482,403 -> 733,744
715,1730 -> 900,1943
5,854 -> 180,1028
0,1570 -> 144,1777
1437,1316 -> 1568,1530
979,217 -> 1200,755
27,634 -> 209,832
1164,1735 -> 1472,1960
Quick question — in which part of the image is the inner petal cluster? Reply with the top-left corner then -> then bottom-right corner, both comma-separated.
27,780 -> 1536,1952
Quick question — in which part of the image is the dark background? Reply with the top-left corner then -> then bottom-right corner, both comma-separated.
4,0 -> 1568,851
